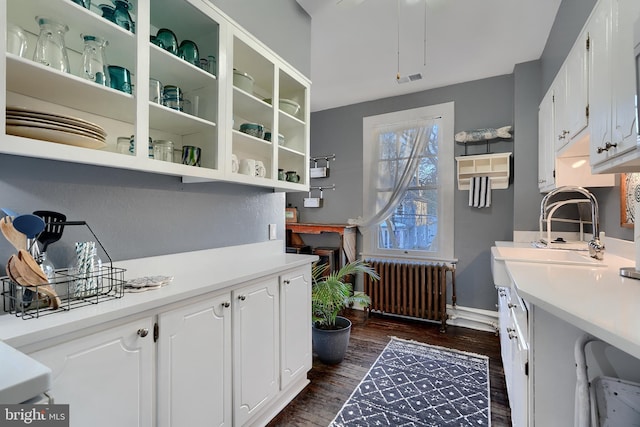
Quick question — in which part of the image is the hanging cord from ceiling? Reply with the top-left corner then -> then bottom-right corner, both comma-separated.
397,0 -> 427,82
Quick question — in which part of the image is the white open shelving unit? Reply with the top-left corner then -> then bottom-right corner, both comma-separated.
455,152 -> 512,190
1,0 -> 310,191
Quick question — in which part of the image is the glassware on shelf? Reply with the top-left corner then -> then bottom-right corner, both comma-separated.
99,4 -> 116,22
155,28 -> 178,55
153,140 -> 174,162
6,23 -> 28,58
111,0 -> 135,33
81,35 -> 110,86
207,55 -> 216,75
178,40 -> 199,66
107,65 -> 132,94
71,0 -> 91,9
149,78 -> 163,104
33,17 -> 70,73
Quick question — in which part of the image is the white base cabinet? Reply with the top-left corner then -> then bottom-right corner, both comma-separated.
29,317 -> 155,427
233,277 -> 280,426
157,293 -> 233,427
24,264 -> 312,427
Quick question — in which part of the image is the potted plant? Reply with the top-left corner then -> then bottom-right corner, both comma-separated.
311,259 -> 379,364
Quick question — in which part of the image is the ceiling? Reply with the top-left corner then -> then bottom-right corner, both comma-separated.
296,0 -> 562,112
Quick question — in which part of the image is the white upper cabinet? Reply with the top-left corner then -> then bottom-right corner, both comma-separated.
1,0 -> 310,190
538,89 -> 556,192
589,0 -> 640,172
537,20 -> 615,193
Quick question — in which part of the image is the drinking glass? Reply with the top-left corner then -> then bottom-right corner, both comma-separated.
81,35 -> 110,86
149,78 -> 163,104
7,23 -> 28,58
33,17 -> 70,73
153,140 -> 174,162
108,65 -> 132,94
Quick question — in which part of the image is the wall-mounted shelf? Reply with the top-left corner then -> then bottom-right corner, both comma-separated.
455,152 -> 511,190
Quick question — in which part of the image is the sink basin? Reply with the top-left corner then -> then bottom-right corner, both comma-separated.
491,245 -> 606,287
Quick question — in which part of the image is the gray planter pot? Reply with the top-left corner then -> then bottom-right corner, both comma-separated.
312,315 -> 352,364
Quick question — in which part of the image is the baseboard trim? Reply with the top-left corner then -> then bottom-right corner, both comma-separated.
446,305 -> 498,333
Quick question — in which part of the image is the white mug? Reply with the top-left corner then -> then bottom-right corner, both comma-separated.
255,160 -> 266,177
231,154 -> 239,173
239,158 -> 256,176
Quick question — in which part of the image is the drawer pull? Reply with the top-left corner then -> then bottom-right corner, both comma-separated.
137,328 -> 149,338
508,303 -> 517,309
508,331 -> 518,340
238,295 -> 246,301
222,301 -> 230,308
283,279 -> 291,284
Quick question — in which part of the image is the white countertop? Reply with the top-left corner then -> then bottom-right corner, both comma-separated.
0,341 -> 51,403
497,239 -> 640,359
0,240 -> 317,349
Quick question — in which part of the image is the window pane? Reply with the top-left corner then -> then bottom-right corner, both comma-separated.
418,157 -> 438,185
376,189 -> 438,251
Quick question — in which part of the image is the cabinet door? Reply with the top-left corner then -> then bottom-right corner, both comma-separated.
589,0 -> 615,164
157,293 -> 232,427
610,0 -> 640,154
280,267 -> 312,390
565,31 -> 589,141
538,90 -> 555,192
233,277 -> 280,426
552,69 -> 569,152
29,318 -> 154,427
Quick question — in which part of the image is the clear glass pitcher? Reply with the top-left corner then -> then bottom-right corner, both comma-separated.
81,35 -> 110,86
33,17 -> 70,73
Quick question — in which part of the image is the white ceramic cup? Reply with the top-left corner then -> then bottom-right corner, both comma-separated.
231,154 -> 239,173
255,160 -> 266,177
239,158 -> 255,176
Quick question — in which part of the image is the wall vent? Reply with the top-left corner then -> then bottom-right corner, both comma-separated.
397,73 -> 423,84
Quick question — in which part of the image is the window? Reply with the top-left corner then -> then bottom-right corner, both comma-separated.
362,102 -> 454,261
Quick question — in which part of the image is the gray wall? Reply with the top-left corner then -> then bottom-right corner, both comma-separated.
211,0 -> 311,77
0,1 -> 310,273
288,75 -> 515,311
540,0 -> 598,93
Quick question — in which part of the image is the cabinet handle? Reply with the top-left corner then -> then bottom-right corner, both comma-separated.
508,303 -> 517,309
238,295 -> 246,301
283,279 -> 290,284
137,328 -> 149,338
507,327 -> 516,333
597,142 -> 618,154
508,331 -> 518,340
558,130 -> 570,139
222,301 -> 230,308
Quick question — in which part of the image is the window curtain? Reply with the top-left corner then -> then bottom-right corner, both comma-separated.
354,118 -> 436,230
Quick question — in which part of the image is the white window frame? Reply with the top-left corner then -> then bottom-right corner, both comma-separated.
362,102 -> 455,262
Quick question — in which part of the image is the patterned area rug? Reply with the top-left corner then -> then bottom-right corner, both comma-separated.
330,337 -> 491,426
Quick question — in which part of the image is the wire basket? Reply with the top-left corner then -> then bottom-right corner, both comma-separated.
1,266 -> 125,319
1,219 -> 125,320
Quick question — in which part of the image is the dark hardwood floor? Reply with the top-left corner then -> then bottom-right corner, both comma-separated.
268,309 -> 512,427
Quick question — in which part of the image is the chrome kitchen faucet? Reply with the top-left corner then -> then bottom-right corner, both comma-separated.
539,186 -> 605,260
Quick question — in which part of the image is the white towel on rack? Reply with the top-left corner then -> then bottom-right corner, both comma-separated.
469,176 -> 491,208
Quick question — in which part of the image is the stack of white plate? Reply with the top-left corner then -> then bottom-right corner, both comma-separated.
6,106 -> 107,149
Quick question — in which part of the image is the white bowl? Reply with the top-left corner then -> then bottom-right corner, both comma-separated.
279,99 -> 300,116
233,69 -> 254,93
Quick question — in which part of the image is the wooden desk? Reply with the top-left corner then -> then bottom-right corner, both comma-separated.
286,223 -> 357,269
